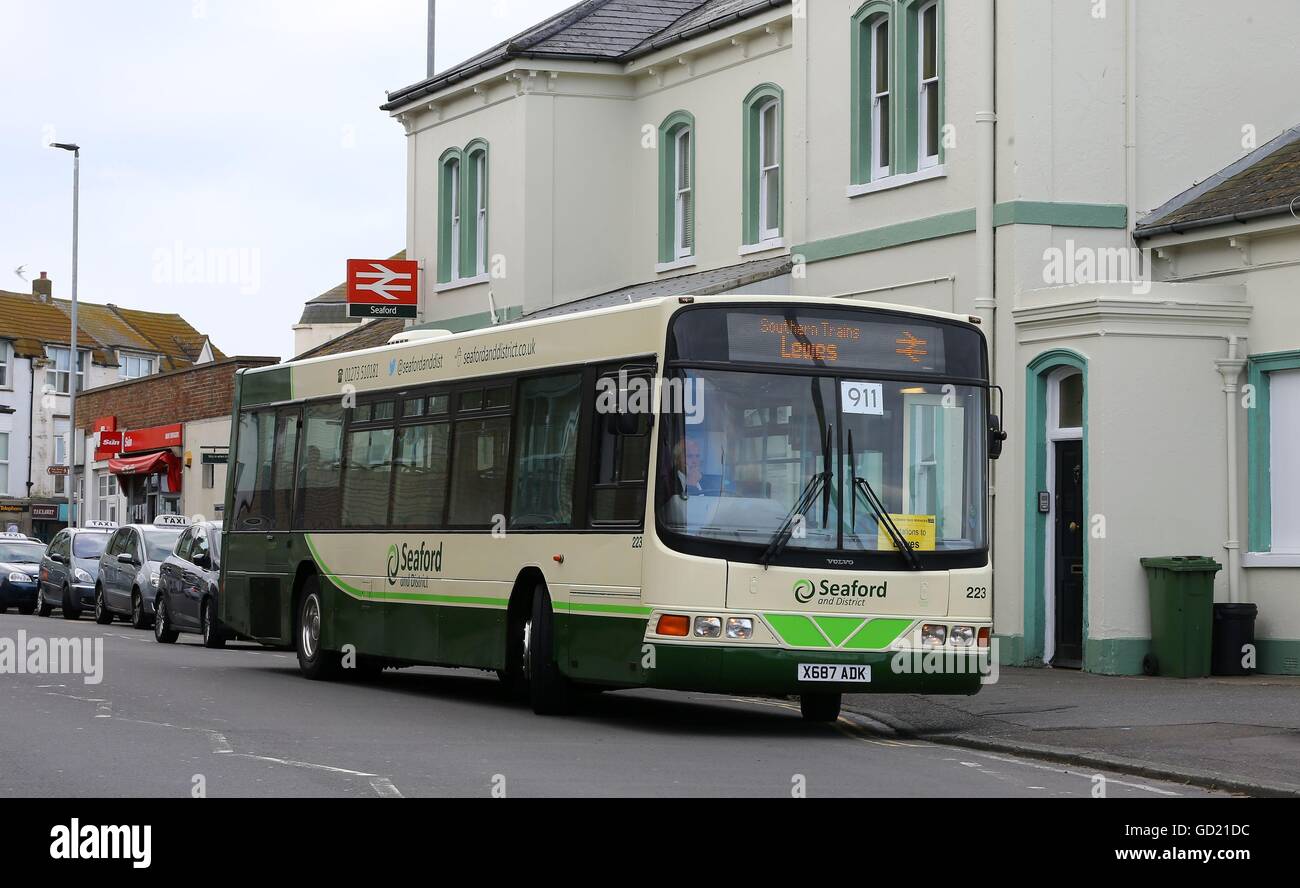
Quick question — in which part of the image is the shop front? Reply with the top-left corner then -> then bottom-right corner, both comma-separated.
97,422 -> 185,524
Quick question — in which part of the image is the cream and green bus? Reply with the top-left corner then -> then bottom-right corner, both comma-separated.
219,296 -> 1000,721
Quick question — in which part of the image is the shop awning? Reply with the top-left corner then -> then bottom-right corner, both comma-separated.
108,451 -> 182,492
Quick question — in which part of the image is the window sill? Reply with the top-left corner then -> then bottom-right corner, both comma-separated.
655,257 -> 697,274
1243,552 -> 1300,568
434,273 -> 491,294
739,238 -> 787,257
846,165 -> 947,198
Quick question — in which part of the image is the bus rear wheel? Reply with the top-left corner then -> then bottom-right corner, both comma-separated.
296,577 -> 342,681
525,584 -> 572,715
800,692 -> 842,723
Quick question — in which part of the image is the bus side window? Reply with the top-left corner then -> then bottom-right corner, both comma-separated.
510,373 -> 582,529
590,372 -> 652,527
297,402 -> 344,531
270,408 -> 300,531
232,409 -> 276,532
341,401 -> 396,529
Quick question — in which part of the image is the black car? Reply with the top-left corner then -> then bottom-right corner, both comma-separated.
154,520 -> 226,648
0,533 -> 46,615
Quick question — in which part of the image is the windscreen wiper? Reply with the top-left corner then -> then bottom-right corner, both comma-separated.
760,419 -> 833,568
847,429 -> 923,571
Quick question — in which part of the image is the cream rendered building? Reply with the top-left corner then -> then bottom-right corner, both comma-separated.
381,0 -> 1300,674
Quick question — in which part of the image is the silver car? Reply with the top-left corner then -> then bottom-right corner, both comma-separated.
95,518 -> 189,629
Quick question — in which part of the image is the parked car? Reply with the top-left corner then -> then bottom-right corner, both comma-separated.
95,516 -> 190,629
154,520 -> 226,648
36,523 -> 118,619
0,532 -> 47,615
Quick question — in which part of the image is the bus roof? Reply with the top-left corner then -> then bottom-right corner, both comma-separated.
254,294 -> 982,377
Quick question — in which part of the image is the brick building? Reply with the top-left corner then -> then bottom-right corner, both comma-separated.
75,356 -> 278,525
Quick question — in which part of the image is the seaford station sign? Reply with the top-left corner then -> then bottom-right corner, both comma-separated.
347,259 -> 420,320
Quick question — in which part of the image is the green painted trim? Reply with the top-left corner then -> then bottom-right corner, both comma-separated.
1023,350 -> 1089,667
797,209 -> 975,264
556,601 -> 654,617
1257,639 -> 1300,676
844,618 -> 913,650
1083,637 -> 1149,676
239,365 -> 293,408
436,148 -> 462,284
794,203 -> 1129,265
765,614 -> 831,648
658,110 -> 696,264
994,633 -> 1025,666
850,1 -> 893,185
1246,350 -> 1300,552
994,201 -> 1128,229
414,305 -> 524,335
461,139 -> 490,279
741,83 -> 784,246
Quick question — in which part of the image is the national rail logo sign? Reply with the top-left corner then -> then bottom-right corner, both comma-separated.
347,259 -> 420,320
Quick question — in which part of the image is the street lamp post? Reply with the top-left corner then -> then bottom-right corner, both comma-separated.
51,142 -> 80,528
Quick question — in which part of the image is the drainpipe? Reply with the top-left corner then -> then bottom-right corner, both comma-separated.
1216,337 -> 1247,604
974,0 -> 997,335
1124,0 -> 1138,235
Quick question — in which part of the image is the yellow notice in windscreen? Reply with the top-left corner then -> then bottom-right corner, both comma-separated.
877,515 -> 937,552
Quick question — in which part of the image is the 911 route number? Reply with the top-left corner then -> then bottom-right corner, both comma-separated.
798,664 -> 872,683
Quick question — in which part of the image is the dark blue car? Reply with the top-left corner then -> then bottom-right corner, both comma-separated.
0,533 -> 46,615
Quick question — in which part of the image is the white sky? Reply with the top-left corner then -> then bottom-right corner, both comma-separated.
0,0 -> 575,359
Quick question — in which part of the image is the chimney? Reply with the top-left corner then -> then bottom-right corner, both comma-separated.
32,272 -> 52,302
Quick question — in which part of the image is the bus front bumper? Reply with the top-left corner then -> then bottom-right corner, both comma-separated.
647,644 -> 992,697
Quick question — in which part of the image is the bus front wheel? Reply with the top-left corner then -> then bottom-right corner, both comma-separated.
800,693 -> 842,723
296,577 -> 342,681
525,585 -> 572,715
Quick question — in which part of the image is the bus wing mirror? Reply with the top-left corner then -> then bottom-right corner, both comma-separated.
988,415 -> 1008,460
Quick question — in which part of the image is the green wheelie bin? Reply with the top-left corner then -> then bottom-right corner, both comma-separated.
1140,556 -> 1222,678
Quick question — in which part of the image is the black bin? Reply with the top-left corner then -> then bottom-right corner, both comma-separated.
1211,603 -> 1258,676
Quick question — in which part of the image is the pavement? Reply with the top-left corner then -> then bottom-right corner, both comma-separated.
845,667 -> 1300,797
0,614 -> 1226,798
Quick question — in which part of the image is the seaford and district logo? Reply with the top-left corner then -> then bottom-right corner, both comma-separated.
793,578 -> 889,607
386,541 -> 444,588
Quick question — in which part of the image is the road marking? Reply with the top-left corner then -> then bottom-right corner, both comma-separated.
95,701 -> 112,719
966,750 -> 1184,796
369,778 -> 404,798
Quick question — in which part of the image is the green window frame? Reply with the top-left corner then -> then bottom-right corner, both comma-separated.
742,84 -> 784,246
437,148 -> 463,284
851,0 -> 945,185
437,140 -> 491,284
1247,350 -> 1300,553
463,139 -> 489,279
658,111 -> 696,265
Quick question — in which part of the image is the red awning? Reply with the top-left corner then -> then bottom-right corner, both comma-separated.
108,451 -> 181,492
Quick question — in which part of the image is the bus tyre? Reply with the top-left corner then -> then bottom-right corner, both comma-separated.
154,597 -> 179,644
800,692 -> 842,723
95,586 -> 114,625
296,578 -> 342,681
201,599 -> 226,650
526,585 -> 572,715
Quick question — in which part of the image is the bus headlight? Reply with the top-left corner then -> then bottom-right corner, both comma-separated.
694,617 -> 722,639
951,626 -> 975,647
726,618 -> 754,640
920,624 -> 948,648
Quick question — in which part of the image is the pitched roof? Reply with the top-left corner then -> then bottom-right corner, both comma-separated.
0,289 -> 101,358
382,0 -> 789,111
102,305 -> 226,371
294,319 -> 407,360
1135,124 -> 1300,239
